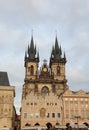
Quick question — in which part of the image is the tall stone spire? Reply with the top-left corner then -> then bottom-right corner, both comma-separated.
50,36 -> 62,62
24,50 -> 27,61
28,35 -> 36,60
50,36 -> 67,66
24,35 -> 39,62
63,52 -> 66,62
54,36 -> 61,60
30,35 -> 34,50
37,51 -> 39,61
55,36 -> 59,51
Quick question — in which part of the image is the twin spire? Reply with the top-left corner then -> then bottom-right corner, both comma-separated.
25,35 -> 66,63
25,35 -> 39,61
50,35 -> 66,63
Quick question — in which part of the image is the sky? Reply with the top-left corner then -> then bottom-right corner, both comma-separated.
0,0 -> 89,114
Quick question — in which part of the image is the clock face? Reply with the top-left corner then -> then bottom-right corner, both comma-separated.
43,67 -> 47,72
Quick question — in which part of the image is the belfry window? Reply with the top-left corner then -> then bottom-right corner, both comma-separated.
57,66 -> 60,75
30,65 -> 34,75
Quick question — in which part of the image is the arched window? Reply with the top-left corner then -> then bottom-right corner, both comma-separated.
41,86 -> 49,94
40,108 -> 46,118
25,123 -> 31,126
34,123 -> 40,126
30,65 -> 34,75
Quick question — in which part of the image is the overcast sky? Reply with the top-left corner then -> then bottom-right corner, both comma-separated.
0,0 -> 89,114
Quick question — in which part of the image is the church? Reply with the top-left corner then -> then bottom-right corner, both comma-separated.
21,35 -> 89,129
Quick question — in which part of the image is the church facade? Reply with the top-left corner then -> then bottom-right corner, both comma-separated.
21,36 -> 89,129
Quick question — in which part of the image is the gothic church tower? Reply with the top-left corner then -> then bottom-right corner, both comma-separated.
21,35 -> 68,129
24,35 -> 39,81
49,36 -> 67,93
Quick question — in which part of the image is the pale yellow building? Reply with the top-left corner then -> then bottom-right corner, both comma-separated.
62,89 -> 89,125
0,72 -> 15,129
21,36 -> 89,129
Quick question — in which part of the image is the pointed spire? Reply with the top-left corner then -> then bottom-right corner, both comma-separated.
55,36 -> 59,51
64,52 -> 66,62
27,34 -> 40,61
37,51 -> 39,61
28,44 -> 29,55
35,44 -> 36,55
64,52 -> 66,59
54,36 -> 61,60
30,35 -> 34,50
28,34 -> 36,60
60,45 -> 62,55
24,50 -> 27,61
51,45 -> 54,56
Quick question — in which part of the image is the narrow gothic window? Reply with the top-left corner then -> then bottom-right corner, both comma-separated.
57,66 -> 60,75
30,65 -> 34,75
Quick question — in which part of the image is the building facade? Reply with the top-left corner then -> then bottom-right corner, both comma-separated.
62,89 -> 89,125
21,36 -> 89,129
0,72 -> 15,129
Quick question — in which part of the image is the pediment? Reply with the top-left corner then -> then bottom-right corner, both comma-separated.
75,89 -> 87,95
63,89 -> 88,96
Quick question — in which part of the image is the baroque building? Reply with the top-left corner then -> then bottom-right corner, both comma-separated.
21,35 -> 89,129
62,89 -> 89,125
0,72 -> 15,129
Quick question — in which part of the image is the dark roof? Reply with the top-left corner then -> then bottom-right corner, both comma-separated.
0,72 -> 10,86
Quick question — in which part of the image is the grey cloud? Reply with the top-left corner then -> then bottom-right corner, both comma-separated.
0,0 -> 89,113
0,0 -> 89,26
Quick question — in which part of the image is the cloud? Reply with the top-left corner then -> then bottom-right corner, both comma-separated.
0,0 -> 89,27
0,0 -> 89,113
67,68 -> 89,91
